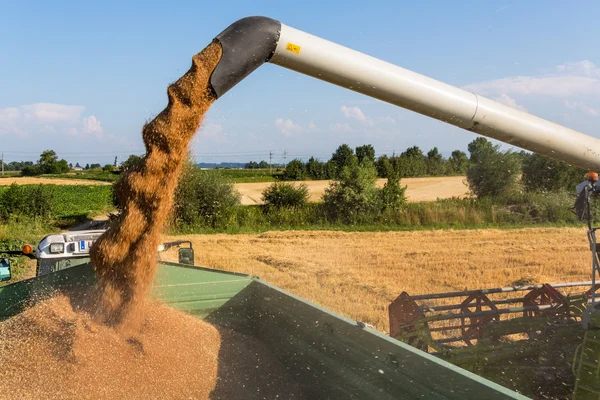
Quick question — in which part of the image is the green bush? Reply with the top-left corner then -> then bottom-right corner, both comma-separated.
173,166 -> 241,228
522,153 -> 585,193
262,182 -> 309,210
379,172 -> 407,210
0,184 -> 53,221
467,140 -> 522,198
323,159 -> 380,223
21,165 -> 42,176
282,159 -> 306,180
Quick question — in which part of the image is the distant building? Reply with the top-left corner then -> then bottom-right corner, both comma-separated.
72,166 -> 83,171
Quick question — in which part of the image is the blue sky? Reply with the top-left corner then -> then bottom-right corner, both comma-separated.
1,1 -> 599,166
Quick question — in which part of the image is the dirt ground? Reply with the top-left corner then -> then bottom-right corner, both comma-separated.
235,176 -> 469,205
0,177 -> 111,186
161,227 -> 590,333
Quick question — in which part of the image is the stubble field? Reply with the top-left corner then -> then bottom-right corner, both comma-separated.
162,227 -> 590,333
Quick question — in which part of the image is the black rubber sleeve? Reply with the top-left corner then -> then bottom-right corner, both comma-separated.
209,16 -> 281,98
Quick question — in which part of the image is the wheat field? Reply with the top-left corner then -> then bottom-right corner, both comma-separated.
162,227 -> 591,333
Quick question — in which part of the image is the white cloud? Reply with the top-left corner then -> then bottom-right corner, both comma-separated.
564,100 -> 598,116
82,115 -> 103,135
340,105 -> 373,125
493,93 -> 527,112
0,103 -> 104,138
330,122 -> 352,132
463,60 -> 600,98
555,60 -> 600,77
307,122 -> 317,130
275,118 -> 303,136
379,116 -> 396,124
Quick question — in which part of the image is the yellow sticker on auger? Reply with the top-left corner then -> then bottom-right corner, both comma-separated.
285,43 -> 301,54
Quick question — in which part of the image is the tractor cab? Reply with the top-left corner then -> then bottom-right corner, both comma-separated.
0,230 -> 196,281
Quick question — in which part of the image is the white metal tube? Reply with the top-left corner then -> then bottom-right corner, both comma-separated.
270,24 -> 600,170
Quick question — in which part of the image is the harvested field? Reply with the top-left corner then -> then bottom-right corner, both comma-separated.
0,294 -> 303,400
235,176 -> 469,205
162,227 -> 590,333
0,177 -> 110,186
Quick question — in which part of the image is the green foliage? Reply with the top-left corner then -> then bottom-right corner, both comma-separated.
102,164 -> 114,172
21,165 -> 42,176
356,144 -> 376,165
448,150 -> 469,175
0,184 -> 53,221
323,159 -> 380,222
426,147 -> 445,175
306,157 -> 328,180
468,137 -> 495,163
395,146 -> 427,177
522,153 -> 585,193
467,140 -> 522,198
121,155 -> 142,171
262,182 -> 309,210
173,166 -> 241,228
379,171 -> 407,210
3,161 -> 33,171
282,159 -> 306,180
330,144 -> 357,178
375,155 -> 393,178
38,150 -> 69,174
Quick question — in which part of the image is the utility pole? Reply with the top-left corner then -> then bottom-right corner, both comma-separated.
283,149 -> 287,168
1,152 -> 4,176
269,151 -> 273,173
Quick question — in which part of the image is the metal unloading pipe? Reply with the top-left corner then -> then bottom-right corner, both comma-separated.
209,16 -> 600,171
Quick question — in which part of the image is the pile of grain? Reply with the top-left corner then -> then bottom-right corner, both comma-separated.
0,294 -> 304,399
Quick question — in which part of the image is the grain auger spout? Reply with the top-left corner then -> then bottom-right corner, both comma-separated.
209,16 -> 600,171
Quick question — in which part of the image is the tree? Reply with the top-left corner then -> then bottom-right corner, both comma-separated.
37,150 -> 68,174
356,144 -> 376,166
103,164 -> 113,172
69,163 -> 73,169
90,163 -> 101,169
245,161 -> 259,169
468,137 -> 495,164
330,144 -> 357,178
522,153 -> 585,192
258,160 -> 269,169
395,146 -> 427,177
426,147 -> 445,176
38,150 -> 58,173
282,159 -> 305,180
447,150 -> 469,175
375,155 -> 393,178
379,169 -> 407,210
55,159 -> 69,173
306,157 -> 327,180
323,158 -> 379,222
467,143 -> 522,198
85,164 -> 90,170
121,155 -> 142,171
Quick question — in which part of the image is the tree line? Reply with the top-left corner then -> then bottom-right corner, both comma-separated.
244,144 -> 470,181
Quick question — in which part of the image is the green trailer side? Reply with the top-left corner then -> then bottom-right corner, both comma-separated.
0,262 -> 528,399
